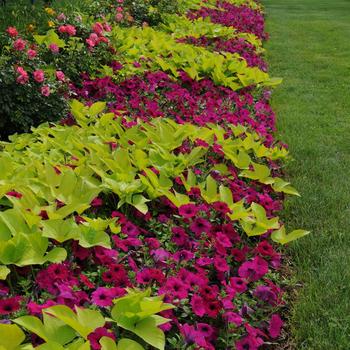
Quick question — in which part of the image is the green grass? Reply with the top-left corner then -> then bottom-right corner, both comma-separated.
0,0 -> 89,33
264,0 -> 350,348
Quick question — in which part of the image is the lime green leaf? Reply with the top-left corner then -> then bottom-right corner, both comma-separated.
219,185 -> 233,207
117,339 -> 145,350
131,194 -> 149,214
0,265 -> 10,280
272,178 -> 301,196
132,317 -> 165,350
36,342 -> 64,350
14,316 -> 49,342
271,226 -> 310,245
0,324 -> 26,350
43,305 -> 102,339
100,337 -> 118,350
33,35 -> 46,45
89,102 -> 106,117
78,225 -> 111,249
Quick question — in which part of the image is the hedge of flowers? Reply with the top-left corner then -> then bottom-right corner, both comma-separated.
0,0 -> 308,349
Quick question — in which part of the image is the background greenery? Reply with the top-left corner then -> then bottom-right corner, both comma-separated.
264,0 -> 350,348
0,0 -> 89,32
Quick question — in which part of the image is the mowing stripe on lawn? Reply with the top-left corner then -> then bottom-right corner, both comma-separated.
264,0 -> 350,348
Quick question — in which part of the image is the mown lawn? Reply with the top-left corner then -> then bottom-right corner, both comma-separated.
264,0 -> 350,348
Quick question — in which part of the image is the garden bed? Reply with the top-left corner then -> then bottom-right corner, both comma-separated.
0,1 -> 307,349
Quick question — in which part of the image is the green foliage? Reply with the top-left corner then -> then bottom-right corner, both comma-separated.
161,15 -> 263,50
110,26 -> 275,90
0,101 -> 301,275
0,59 -> 67,140
0,290 -> 169,349
0,323 -> 26,350
111,289 -> 174,350
177,0 -> 261,12
123,0 -> 179,26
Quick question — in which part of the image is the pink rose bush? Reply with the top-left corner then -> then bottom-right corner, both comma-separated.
0,0 -> 307,349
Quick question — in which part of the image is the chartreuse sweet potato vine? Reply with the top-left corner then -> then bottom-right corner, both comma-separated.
109,26 -> 279,90
178,0 -> 261,12
0,101 -> 308,280
0,288 -> 173,350
160,15 -> 263,50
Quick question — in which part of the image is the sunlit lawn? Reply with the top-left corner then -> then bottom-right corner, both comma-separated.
265,0 -> 350,348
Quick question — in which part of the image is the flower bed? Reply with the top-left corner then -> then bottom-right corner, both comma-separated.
0,1 -> 308,349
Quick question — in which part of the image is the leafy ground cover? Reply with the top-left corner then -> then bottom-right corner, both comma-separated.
0,0 -> 308,349
264,0 -> 350,348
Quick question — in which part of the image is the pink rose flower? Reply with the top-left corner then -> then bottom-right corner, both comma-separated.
92,22 -> 104,36
58,25 -> 76,36
57,12 -> 66,21
65,24 -> 76,36
55,70 -> 65,81
115,13 -> 123,22
33,70 -> 45,83
40,85 -> 51,97
103,23 -> 112,32
27,49 -> 37,59
13,38 -> 26,51
49,43 -> 59,54
6,26 -> 18,38
15,66 -> 29,85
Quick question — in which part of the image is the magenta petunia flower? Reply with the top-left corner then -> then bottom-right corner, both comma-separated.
190,294 -> 206,317
121,221 -> 140,237
47,263 -> 70,280
91,287 -> 116,307
255,240 -> 276,257
200,285 -> 219,300
178,203 -> 199,218
215,232 -> 232,248
230,277 -> 248,293
213,256 -> 230,272
205,300 -> 221,318
235,334 -> 264,350
269,314 -> 283,339
173,250 -> 194,262
87,327 -> 116,350
238,256 -> 269,282
212,201 -> 231,215
6,190 -> 23,198
145,237 -> 161,249
190,217 -> 211,235
179,323 -> 208,348
90,197 -> 103,207
171,226 -> 188,246
253,285 -> 277,305
197,323 -> 215,338
223,311 -> 243,327
0,296 -> 22,315
27,300 -> 56,316
164,277 -> 189,300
